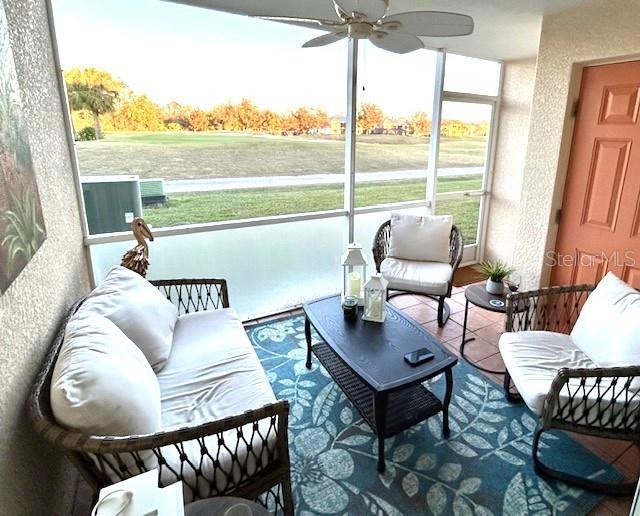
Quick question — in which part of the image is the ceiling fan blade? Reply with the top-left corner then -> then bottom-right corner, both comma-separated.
381,11 -> 474,37
334,0 -> 388,21
369,31 -> 423,54
302,31 -> 348,48
252,15 -> 345,30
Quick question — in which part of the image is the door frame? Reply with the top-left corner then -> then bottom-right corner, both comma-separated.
542,54 -> 640,287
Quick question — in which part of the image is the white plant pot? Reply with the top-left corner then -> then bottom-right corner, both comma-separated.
486,279 -> 504,295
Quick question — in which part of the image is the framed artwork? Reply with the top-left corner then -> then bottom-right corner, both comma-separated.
0,0 -> 46,293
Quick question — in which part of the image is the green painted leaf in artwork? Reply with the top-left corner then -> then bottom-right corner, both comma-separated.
426,484 -> 447,516
489,389 -> 504,400
458,477 -> 481,495
452,496 -> 473,516
495,450 -> 526,466
325,420 -> 337,437
462,433 -> 493,450
298,380 -> 316,388
392,444 -> 414,463
402,472 -> 419,498
366,493 -> 405,516
278,379 -> 295,386
475,505 -> 495,516
449,405 -> 469,424
291,403 -> 304,420
465,382 -> 486,396
448,441 -> 478,458
437,462 -> 462,482
415,453 -> 436,471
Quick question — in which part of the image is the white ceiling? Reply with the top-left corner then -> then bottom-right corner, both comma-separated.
166,0 -> 588,61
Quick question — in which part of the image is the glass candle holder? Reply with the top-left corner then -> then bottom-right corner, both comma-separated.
342,295 -> 359,321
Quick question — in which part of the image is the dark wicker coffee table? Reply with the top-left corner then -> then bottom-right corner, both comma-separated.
303,295 -> 457,473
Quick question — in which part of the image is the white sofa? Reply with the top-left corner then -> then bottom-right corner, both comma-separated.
30,267 -> 293,513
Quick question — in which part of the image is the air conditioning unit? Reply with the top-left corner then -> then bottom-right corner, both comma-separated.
139,178 -> 167,206
81,176 -> 143,235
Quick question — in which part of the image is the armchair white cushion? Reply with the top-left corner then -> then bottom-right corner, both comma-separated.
499,331 -> 596,414
380,258 -> 452,296
388,213 -> 453,263
79,266 -> 179,372
570,272 -> 640,369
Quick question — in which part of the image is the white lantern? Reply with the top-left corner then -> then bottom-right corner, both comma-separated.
341,243 -> 368,306
362,273 -> 388,323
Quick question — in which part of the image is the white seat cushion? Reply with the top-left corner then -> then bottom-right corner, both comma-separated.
499,331 -> 595,415
571,272 -> 640,368
51,311 -> 162,437
79,266 -> 179,372
157,308 -> 277,501
380,257 -> 452,296
389,213 -> 453,263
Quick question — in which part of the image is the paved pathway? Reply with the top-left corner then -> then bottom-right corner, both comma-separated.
165,166 -> 483,193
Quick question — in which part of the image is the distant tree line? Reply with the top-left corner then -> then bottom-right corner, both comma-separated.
64,67 -> 488,139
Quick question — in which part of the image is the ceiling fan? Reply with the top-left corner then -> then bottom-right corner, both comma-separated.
253,0 -> 474,54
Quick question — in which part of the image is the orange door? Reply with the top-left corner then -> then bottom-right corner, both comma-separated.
551,61 -> 640,288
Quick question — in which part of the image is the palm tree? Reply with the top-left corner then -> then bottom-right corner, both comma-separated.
67,83 -> 117,139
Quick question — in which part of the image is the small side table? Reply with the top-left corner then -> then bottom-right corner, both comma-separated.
460,283 -> 509,375
185,497 -> 271,516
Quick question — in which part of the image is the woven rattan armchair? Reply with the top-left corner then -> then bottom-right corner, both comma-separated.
372,221 -> 464,326
29,278 -> 294,514
503,284 -> 640,495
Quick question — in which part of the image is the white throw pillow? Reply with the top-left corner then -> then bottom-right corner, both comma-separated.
50,311 -> 162,437
571,272 -> 640,368
388,213 -> 453,263
79,266 -> 178,372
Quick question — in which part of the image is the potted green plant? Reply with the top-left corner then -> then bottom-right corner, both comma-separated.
473,261 -> 514,295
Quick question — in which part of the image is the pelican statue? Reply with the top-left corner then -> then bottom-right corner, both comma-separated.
121,217 -> 154,277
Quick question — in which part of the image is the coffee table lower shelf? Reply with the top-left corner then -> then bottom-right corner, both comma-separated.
313,342 -> 443,439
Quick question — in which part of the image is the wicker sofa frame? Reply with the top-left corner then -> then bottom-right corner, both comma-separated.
372,221 -> 464,327
29,278 -> 294,514
504,283 -> 640,495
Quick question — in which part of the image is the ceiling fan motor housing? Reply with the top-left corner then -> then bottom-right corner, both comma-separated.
347,22 -> 373,39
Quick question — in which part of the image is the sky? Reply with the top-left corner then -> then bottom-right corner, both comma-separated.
51,0 -> 500,119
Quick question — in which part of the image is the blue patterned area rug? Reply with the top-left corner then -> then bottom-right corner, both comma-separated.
247,314 -> 618,515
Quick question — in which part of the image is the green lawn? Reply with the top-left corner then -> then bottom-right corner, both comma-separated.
76,131 -> 485,243
143,175 -> 482,243
76,131 -> 487,179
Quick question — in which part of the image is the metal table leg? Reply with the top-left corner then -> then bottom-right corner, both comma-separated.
374,392 -> 388,473
459,298 -> 506,375
305,316 -> 312,369
442,368 -> 453,437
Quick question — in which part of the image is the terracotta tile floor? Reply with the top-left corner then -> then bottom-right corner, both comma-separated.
387,286 -> 638,515
73,287 -> 638,515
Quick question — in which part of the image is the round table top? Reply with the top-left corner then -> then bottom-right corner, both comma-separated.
185,497 -> 271,516
464,283 -> 510,313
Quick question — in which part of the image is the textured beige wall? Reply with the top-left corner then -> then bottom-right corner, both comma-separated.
485,57 -> 537,264
0,0 -> 91,514
512,0 -> 640,288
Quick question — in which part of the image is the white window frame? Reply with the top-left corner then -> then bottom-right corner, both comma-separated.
46,0 -> 502,274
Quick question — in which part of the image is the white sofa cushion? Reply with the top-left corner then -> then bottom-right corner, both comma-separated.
571,272 -> 640,368
51,311 -> 162,436
157,308 -> 277,501
380,257 -> 452,295
79,266 -> 179,372
388,213 -> 452,263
